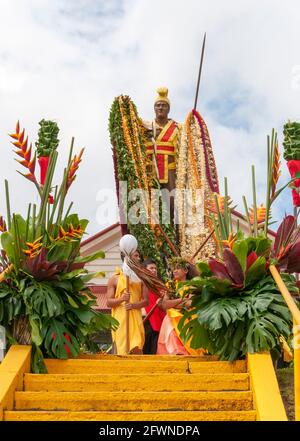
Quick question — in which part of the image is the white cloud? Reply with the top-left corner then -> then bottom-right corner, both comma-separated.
0,0 -> 299,237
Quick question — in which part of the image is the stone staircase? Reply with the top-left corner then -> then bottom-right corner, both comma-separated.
4,355 -> 257,421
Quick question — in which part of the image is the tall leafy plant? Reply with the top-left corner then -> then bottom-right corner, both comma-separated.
178,129 -> 300,361
0,121 -> 118,372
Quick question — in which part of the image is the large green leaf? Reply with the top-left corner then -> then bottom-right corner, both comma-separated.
74,250 -> 105,265
11,214 -> 27,239
60,268 -> 87,280
29,317 -> 42,346
1,232 -> 15,262
24,283 -> 64,318
66,294 -> 79,309
47,242 -> 73,262
197,297 -> 242,330
255,238 -> 272,256
244,256 -> 266,287
31,344 -> 48,373
80,272 -> 105,284
196,262 -> 212,278
44,319 -> 79,359
232,240 -> 248,273
0,287 -> 12,299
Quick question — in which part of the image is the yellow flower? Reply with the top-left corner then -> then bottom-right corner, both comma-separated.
249,204 -> 266,224
221,232 -> 236,250
55,224 -> 84,241
23,236 -> 43,258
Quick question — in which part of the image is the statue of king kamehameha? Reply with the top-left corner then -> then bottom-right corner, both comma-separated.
142,87 -> 180,193
109,86 -> 220,274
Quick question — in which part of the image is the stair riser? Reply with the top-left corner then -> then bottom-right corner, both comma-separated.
15,392 -> 253,412
14,400 -> 253,412
44,360 -> 246,375
4,410 -> 257,421
24,375 -> 249,392
190,360 -> 246,374
78,355 -> 219,361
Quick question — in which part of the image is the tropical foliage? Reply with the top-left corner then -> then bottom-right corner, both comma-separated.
178,223 -> 298,361
0,121 -> 118,372
178,129 -> 300,361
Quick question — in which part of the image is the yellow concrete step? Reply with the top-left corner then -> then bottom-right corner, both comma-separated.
78,354 -> 219,361
189,360 -> 246,373
24,372 -> 250,392
44,359 -> 246,374
45,359 -> 189,374
4,410 -> 257,421
15,390 -> 253,411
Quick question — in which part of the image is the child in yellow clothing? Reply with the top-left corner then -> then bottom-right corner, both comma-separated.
107,250 -> 148,355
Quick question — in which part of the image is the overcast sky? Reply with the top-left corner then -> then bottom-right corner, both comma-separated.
0,0 -> 299,237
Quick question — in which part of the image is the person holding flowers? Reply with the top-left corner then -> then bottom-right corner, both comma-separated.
157,257 -> 206,356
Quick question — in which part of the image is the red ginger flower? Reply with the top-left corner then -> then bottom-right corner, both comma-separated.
9,121 -> 37,184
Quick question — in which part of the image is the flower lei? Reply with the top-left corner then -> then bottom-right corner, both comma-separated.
176,110 -> 219,260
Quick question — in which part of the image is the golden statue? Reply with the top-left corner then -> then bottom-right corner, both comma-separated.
143,87 -> 181,194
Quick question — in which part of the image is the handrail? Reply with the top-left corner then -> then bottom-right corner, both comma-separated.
269,265 -> 300,325
269,264 -> 300,421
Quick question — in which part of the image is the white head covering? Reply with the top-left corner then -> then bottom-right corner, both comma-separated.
119,234 -> 141,282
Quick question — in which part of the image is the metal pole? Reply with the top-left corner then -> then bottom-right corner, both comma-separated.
193,32 -> 206,111
125,275 -> 130,354
294,319 -> 300,421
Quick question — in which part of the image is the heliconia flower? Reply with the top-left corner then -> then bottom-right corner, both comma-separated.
271,141 -> 281,198
67,224 -> 84,238
66,148 -> 84,191
55,224 -> 84,241
249,203 -> 267,224
9,121 -> 38,185
209,193 -> 232,214
23,236 -> 43,258
221,232 -> 236,250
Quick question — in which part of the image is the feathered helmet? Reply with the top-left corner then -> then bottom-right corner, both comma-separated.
154,87 -> 170,107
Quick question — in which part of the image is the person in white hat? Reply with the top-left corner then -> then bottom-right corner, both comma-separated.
106,236 -> 148,355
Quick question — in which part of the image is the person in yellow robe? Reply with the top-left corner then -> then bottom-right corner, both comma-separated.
107,250 -> 148,355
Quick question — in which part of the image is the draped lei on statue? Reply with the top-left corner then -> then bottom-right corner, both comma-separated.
176,109 -> 219,260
